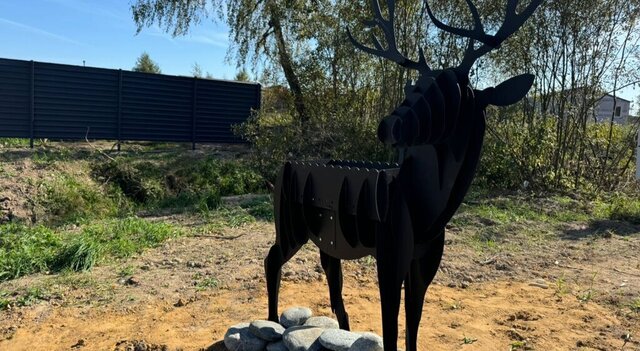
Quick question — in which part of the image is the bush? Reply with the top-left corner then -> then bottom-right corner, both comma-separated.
235,111 -> 390,183
94,156 -> 264,212
608,195 -> 640,224
479,109 -> 638,192
92,158 -> 162,203
38,174 -> 129,225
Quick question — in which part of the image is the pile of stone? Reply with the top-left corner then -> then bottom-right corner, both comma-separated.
224,307 -> 383,351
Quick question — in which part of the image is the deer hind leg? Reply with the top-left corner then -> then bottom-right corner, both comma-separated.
320,251 -> 350,330
265,239 -> 305,323
404,231 -> 445,351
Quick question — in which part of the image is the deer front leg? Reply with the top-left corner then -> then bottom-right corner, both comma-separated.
320,251 -> 350,330
376,197 -> 414,351
404,231 -> 445,351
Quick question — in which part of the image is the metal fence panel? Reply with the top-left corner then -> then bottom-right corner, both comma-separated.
34,62 -> 119,140
121,71 -> 193,142
196,80 -> 261,143
0,58 -> 260,145
0,59 -> 31,138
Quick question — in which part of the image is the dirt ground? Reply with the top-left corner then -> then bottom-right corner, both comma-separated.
1,216 -> 639,351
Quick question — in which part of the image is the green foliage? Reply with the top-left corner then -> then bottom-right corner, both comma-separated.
236,110 -> 389,182
234,69 -> 250,82
0,224 -> 61,281
94,156 -> 264,211
37,174 -> 129,225
479,110 -> 638,192
604,194 -> 640,224
92,158 -> 163,204
132,52 -> 161,73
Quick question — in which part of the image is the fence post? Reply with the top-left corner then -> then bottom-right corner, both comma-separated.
191,78 -> 198,150
29,60 -> 35,148
117,69 -> 123,151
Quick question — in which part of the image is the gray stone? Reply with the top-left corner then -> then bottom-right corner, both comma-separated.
249,320 -> 286,342
280,306 -> 313,328
266,340 -> 288,351
350,332 -> 383,351
318,329 -> 360,351
224,322 -> 267,351
304,316 -> 340,329
282,325 -> 324,351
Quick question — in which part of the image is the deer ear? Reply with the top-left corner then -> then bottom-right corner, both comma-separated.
487,73 -> 535,106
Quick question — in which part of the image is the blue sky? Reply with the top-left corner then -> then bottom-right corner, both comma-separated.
0,0 -> 239,79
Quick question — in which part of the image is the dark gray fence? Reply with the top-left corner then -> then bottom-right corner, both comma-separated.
0,58 -> 261,147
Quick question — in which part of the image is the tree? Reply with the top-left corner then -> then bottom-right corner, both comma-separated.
234,69 -> 250,82
191,62 -> 203,78
132,52 -> 161,73
132,0 -> 316,123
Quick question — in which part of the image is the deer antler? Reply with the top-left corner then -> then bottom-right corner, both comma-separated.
425,0 -> 543,73
347,0 -> 430,73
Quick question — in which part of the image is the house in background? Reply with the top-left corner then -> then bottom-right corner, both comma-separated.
593,94 -> 631,124
539,89 -> 633,124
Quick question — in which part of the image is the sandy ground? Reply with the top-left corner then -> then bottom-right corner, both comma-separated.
0,219 -> 638,351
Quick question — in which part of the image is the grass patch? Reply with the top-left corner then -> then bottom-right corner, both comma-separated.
0,217 -> 182,281
607,195 -> 640,224
194,275 -> 220,291
54,217 -> 182,271
239,195 -> 274,221
0,138 -> 30,148
0,287 -> 49,310
0,224 -> 61,281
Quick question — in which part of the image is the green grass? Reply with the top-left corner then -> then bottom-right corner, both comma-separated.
447,191 -> 640,253
195,276 -> 220,291
0,138 -> 30,148
54,217 -> 182,271
0,217 -> 182,281
0,224 -> 62,281
239,195 -> 274,221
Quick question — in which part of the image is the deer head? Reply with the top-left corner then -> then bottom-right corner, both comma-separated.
348,0 -> 541,146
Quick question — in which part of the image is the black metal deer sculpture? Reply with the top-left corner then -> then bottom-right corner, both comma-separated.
265,0 -> 541,350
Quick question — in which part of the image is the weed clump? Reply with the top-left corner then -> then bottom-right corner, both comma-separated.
608,195 -> 640,224
37,174 -> 130,225
92,158 -> 161,203
0,224 -> 61,281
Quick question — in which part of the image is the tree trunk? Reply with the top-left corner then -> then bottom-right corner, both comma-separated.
269,9 -> 308,124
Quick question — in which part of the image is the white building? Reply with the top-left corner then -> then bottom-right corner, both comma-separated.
593,94 -> 631,124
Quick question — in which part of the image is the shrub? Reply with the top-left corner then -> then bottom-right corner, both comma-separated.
37,174 -> 128,225
479,109 -> 638,193
608,195 -> 640,224
235,111 -> 390,183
